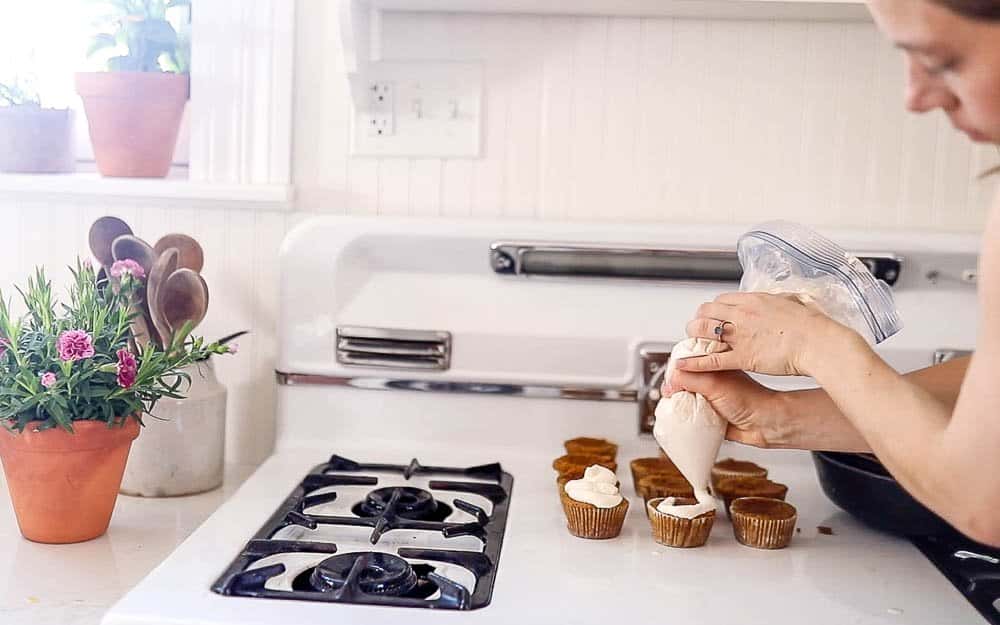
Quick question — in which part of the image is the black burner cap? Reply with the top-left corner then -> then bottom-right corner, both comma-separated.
359,487 -> 437,520
311,552 -> 418,596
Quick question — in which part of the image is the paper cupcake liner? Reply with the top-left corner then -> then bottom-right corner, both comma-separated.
646,498 -> 715,548
731,508 -> 797,549
559,489 -> 629,539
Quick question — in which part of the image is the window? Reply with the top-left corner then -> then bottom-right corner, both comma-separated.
0,0 -> 293,206
0,0 -> 192,173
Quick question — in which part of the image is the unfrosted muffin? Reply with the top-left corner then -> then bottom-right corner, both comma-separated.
646,496 -> 715,548
564,437 -> 617,460
637,473 -> 695,503
553,454 -> 617,480
560,465 -> 629,539
714,476 -> 788,517
730,497 -> 797,549
711,458 -> 768,490
629,457 -> 681,491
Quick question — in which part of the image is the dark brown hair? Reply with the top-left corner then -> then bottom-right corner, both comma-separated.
930,0 -> 1000,20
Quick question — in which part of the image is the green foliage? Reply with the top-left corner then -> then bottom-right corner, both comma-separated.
0,76 -> 41,107
86,0 -> 192,74
0,260 -> 229,434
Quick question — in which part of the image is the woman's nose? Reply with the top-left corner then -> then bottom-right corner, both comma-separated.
905,57 -> 957,113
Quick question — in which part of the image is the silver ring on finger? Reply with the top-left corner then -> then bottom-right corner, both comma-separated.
713,320 -> 734,340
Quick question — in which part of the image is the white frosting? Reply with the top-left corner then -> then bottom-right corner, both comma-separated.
564,464 -> 623,508
652,338 -> 729,517
655,492 -> 717,519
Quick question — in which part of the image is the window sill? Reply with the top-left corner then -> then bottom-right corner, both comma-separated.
0,172 -> 294,211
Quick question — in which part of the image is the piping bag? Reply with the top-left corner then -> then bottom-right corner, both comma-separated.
652,221 -> 903,518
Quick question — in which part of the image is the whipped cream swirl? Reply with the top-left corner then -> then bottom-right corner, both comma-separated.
564,464 -> 623,508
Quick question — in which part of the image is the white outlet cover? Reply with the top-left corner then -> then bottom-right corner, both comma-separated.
350,62 -> 482,158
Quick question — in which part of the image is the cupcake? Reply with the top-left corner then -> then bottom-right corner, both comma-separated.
711,458 -> 768,490
646,496 -> 715,548
560,465 -> 629,539
553,454 -> 617,480
564,437 -> 617,460
629,457 -> 681,491
637,473 -> 695,503
714,476 -> 788,517
730,497 -> 797,549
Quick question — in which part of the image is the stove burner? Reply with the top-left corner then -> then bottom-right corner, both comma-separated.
311,553 -> 418,596
353,487 -> 452,522
292,556 -> 440,599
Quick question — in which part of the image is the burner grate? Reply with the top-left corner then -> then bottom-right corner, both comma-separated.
211,455 -> 513,610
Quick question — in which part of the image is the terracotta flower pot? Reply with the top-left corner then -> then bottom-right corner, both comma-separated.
0,418 -> 140,543
75,71 -> 188,178
0,105 -> 76,173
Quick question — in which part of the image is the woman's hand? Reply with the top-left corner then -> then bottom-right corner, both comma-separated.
662,368 -> 872,452
661,369 -> 779,447
676,292 -> 860,377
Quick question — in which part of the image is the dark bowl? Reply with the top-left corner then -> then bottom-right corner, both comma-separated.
812,451 -> 953,536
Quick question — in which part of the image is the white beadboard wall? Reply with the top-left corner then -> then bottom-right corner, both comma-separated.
294,3 -> 998,227
1,2 -> 997,465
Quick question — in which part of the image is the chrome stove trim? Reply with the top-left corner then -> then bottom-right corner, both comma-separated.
275,371 -> 638,402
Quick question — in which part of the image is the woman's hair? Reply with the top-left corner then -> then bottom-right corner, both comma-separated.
930,1 -> 1000,20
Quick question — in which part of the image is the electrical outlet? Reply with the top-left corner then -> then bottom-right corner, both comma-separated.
352,63 -> 482,158
365,82 -> 394,137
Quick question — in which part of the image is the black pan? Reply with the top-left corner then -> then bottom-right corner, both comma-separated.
812,451 -> 953,536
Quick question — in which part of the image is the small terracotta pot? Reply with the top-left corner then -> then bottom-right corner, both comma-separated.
75,71 -> 188,178
0,418 -> 140,543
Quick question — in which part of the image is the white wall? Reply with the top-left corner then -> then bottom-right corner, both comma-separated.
294,3 -> 999,229
1,2 -> 997,466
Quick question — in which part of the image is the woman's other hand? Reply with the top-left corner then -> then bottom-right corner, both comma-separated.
677,292 -> 862,377
661,369 -> 780,448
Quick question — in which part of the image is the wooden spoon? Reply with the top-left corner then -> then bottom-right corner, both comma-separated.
147,247 -> 179,347
111,235 -> 157,277
159,268 -> 208,348
154,234 -> 204,273
88,216 -> 132,269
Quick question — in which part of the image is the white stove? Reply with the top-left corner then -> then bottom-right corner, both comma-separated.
102,217 -> 989,625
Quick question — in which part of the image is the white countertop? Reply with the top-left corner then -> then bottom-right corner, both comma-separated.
100,439 -> 987,625
0,463 -> 257,625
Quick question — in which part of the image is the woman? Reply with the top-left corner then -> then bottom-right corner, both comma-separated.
665,0 -> 1000,546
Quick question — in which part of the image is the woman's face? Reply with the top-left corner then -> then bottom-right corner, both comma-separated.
867,0 -> 1000,143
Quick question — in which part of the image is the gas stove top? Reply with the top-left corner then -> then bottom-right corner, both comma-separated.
211,455 -> 513,610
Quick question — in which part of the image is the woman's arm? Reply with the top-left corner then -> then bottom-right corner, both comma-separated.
670,356 -> 970,453
777,355 -> 970,449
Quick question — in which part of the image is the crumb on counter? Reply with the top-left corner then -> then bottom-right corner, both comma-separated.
817,526 -> 834,535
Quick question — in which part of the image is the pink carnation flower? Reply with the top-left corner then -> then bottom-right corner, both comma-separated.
116,348 -> 138,389
110,259 -> 146,280
57,330 -> 95,362
40,372 -> 57,388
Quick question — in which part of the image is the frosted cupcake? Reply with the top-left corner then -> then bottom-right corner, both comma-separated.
646,496 -> 715,548
560,465 -> 629,539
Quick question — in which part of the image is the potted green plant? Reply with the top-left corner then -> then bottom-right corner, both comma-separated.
0,260 -> 228,544
0,75 -> 75,173
75,0 -> 191,178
